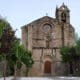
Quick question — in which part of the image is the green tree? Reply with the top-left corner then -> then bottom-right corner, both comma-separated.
60,38 -> 80,76
0,18 -> 9,37
0,18 -> 15,80
60,46 -> 73,75
60,46 -> 71,62
75,38 -> 80,55
7,39 -> 34,79
0,17 -> 34,80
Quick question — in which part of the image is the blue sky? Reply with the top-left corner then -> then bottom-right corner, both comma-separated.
0,0 -> 80,38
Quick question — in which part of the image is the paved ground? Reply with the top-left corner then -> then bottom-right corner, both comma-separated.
0,77 -> 80,80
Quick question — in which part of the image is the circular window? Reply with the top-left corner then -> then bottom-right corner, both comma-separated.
43,24 -> 51,34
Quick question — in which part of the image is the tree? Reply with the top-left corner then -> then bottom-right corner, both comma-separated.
7,39 -> 34,79
75,38 -> 80,55
60,38 -> 80,76
60,46 -> 71,62
0,17 -> 34,80
0,18 -> 9,37
0,18 -> 15,80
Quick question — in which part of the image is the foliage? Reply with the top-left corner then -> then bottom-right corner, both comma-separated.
74,33 -> 79,43
60,46 -> 71,62
0,17 -> 34,77
0,54 -> 3,62
75,38 -> 80,56
0,18 -> 13,61
60,38 -> 80,75
7,39 -> 34,76
0,18 -> 15,54
0,19 -> 9,37
60,46 -> 80,62
0,18 -> 16,78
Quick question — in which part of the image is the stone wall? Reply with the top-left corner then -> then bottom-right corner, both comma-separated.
21,16 -> 75,76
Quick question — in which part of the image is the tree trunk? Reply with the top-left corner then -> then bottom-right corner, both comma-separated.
3,55 -> 7,80
14,65 -> 17,80
69,61 -> 73,75
26,68 -> 29,76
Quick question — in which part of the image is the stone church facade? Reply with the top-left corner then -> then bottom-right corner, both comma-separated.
21,4 -> 75,76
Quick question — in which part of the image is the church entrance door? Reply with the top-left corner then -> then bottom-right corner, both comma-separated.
44,61 -> 51,74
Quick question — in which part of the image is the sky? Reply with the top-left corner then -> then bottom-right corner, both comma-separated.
0,0 -> 80,38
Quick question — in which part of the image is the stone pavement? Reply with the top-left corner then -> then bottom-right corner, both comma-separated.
0,77 -> 80,80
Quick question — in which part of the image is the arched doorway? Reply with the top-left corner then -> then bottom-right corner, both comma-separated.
44,61 -> 51,74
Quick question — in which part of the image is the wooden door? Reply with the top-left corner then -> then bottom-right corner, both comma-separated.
44,61 -> 51,74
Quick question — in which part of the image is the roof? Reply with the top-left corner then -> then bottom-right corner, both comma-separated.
22,16 -> 56,28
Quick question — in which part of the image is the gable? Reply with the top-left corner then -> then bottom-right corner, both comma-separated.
22,16 -> 56,29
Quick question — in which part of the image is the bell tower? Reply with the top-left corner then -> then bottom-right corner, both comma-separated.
55,3 -> 70,23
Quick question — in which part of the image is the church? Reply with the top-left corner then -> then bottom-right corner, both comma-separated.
21,3 -> 75,76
